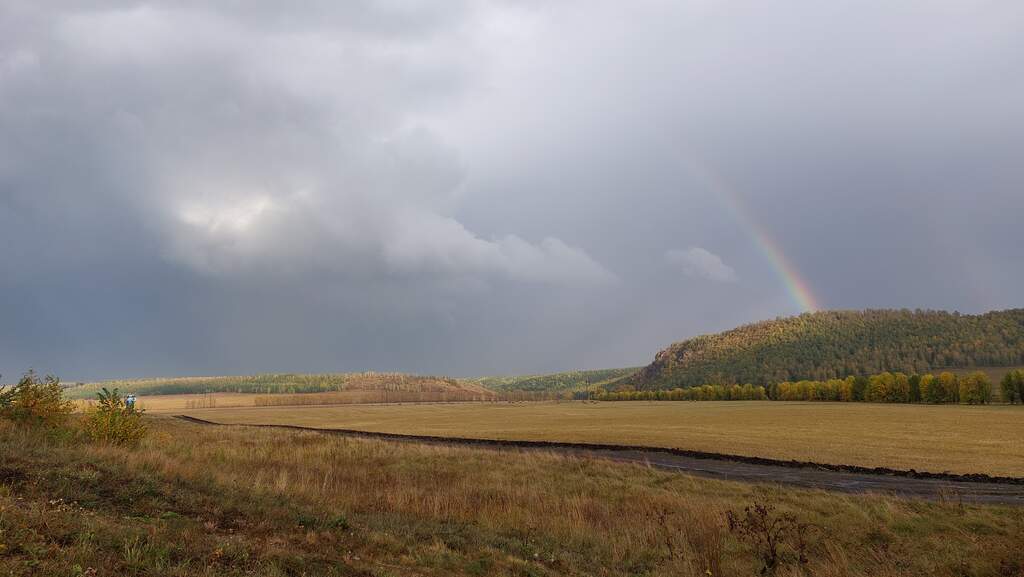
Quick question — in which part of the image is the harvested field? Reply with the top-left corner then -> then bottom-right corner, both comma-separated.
181,400 -> 1024,476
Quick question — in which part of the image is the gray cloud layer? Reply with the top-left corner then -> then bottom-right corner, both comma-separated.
666,248 -> 737,284
2,1 -> 1022,380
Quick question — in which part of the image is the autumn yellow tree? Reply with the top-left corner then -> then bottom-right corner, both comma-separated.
958,371 -> 992,405
937,372 -> 959,403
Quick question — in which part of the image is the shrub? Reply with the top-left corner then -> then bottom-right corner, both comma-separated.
727,502 -> 814,576
83,388 -> 147,446
0,370 -> 74,427
0,383 -> 13,411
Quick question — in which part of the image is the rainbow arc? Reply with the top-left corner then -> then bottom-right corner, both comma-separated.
679,152 -> 820,313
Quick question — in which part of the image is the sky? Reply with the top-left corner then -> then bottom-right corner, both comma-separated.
1,1 -> 1022,381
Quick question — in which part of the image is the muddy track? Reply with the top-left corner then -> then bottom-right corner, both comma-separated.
175,415 -> 1024,504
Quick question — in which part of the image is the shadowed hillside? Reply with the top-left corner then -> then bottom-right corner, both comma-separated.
633,309 -> 1024,389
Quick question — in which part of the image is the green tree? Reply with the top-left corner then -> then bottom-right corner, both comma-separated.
851,376 -> 869,401
1000,370 -> 1023,404
920,374 -> 943,403
908,374 -> 922,403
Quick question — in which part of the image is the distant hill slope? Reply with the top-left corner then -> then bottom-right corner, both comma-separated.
467,367 -> 640,392
633,309 -> 1024,390
63,372 -> 492,399
63,368 -> 638,399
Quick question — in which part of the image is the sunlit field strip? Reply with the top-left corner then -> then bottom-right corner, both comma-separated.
181,400 -> 1024,477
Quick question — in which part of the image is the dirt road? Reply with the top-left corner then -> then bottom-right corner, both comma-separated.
176,415 -> 1024,505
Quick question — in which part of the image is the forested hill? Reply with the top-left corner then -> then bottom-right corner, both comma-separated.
632,309 -> 1024,390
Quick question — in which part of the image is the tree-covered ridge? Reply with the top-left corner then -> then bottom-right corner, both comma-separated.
634,309 -> 1024,389
470,367 -> 640,392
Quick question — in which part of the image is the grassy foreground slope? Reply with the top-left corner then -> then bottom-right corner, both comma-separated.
634,308 -> 1024,389
182,401 -> 1024,476
4,416 -> 1024,577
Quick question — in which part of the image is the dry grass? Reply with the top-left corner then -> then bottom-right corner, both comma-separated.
181,400 -> 1024,476
2,416 -> 1024,576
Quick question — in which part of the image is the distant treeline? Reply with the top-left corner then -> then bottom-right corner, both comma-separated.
598,369 -> 1024,404
175,389 -> 577,409
252,389 -> 567,407
64,369 -> 639,399
591,384 -> 767,402
769,371 -> 993,404
62,372 -> 486,399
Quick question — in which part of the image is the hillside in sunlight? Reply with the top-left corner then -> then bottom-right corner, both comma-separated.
632,309 -> 1024,389
62,372 -> 493,399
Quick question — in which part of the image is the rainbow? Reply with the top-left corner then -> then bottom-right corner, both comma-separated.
679,153 -> 821,313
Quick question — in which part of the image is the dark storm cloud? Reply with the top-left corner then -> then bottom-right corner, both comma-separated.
1,1 -> 1022,380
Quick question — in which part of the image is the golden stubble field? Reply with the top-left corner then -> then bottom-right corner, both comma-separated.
180,400 -> 1024,476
